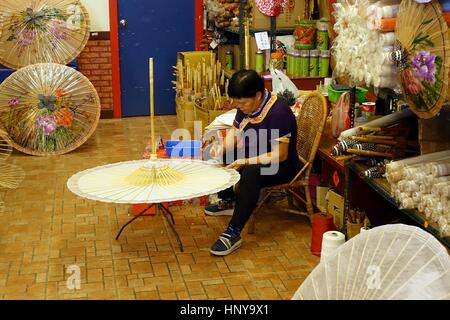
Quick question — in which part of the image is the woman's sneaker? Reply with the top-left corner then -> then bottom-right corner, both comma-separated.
210,232 -> 242,256
204,199 -> 234,216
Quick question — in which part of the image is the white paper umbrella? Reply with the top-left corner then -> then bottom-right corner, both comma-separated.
292,224 -> 450,300
0,0 -> 90,69
67,159 -> 240,204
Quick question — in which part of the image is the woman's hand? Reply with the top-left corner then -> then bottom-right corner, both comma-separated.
226,158 -> 248,171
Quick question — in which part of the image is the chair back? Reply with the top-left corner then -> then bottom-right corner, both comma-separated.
296,92 -> 328,168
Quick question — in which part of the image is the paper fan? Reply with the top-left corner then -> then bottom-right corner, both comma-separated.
293,224 -> 450,300
67,159 -> 240,204
0,63 -> 100,156
393,0 -> 450,119
0,0 -> 90,69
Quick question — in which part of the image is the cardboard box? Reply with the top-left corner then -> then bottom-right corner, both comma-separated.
177,51 -> 216,67
326,190 -> 344,230
176,96 -> 196,134
250,0 -> 305,29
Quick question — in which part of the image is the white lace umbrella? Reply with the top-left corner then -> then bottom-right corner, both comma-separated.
292,224 -> 450,300
0,0 -> 90,69
67,158 -> 240,204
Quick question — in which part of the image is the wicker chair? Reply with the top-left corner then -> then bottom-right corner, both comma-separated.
247,91 -> 328,234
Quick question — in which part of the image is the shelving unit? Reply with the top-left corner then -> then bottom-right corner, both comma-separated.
344,161 -> 450,248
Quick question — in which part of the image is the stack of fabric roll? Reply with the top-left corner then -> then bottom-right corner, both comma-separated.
332,0 -> 400,89
366,0 -> 400,88
386,150 -> 450,237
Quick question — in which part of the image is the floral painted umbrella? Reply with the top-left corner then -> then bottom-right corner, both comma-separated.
0,0 -> 90,70
0,63 -> 100,155
393,0 -> 450,119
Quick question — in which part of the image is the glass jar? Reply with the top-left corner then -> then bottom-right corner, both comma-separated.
299,50 -> 310,77
309,49 -> 319,77
319,50 -> 330,77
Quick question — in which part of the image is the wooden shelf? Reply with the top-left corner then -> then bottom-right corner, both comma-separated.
223,68 -> 325,91
348,161 -> 450,248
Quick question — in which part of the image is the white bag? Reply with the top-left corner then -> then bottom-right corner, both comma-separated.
270,69 -> 299,99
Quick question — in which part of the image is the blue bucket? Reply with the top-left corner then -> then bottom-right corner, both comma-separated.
165,140 -> 201,157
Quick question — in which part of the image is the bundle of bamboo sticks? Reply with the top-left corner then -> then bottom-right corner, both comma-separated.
173,54 -> 229,110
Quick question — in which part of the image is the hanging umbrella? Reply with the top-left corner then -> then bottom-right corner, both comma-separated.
0,63 -> 100,156
0,0 -> 90,70
393,0 -> 450,119
255,0 -> 287,17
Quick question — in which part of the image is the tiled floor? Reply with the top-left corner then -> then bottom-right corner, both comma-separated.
0,116 -> 318,300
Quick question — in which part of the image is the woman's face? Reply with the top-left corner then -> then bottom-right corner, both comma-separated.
233,92 -> 263,115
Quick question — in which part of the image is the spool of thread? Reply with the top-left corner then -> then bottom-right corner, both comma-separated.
310,213 -> 335,257
401,197 -> 415,209
380,32 -> 396,46
431,163 -> 450,177
441,185 -> 450,198
418,202 -> 426,213
376,18 -> 396,32
375,5 -> 399,19
360,227 -> 370,233
320,231 -> 345,261
432,182 -> 450,196
412,191 -> 423,203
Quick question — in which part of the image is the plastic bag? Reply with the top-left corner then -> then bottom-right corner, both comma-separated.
270,69 -> 299,99
331,91 -> 351,138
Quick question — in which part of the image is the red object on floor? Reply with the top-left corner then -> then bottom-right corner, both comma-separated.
132,203 -> 157,216
310,213 -> 336,256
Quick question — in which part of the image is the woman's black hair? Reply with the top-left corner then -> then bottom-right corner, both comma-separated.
227,69 -> 265,98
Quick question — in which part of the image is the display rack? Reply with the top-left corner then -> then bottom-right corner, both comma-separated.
344,161 -> 450,248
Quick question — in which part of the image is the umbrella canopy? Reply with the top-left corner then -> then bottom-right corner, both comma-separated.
293,224 -> 450,300
0,0 -> 90,69
67,159 -> 240,204
394,0 -> 450,119
0,128 -> 12,161
0,63 -> 100,155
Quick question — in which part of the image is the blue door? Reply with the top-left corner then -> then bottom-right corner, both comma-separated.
118,0 -> 195,116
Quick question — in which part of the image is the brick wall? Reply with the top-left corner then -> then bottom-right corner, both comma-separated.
78,33 -> 114,118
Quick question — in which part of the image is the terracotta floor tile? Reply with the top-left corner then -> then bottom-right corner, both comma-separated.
0,116 -> 317,300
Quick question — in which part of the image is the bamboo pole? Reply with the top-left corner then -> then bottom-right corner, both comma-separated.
149,58 -> 156,160
349,135 -> 398,145
346,149 -> 394,158
245,18 -> 250,69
